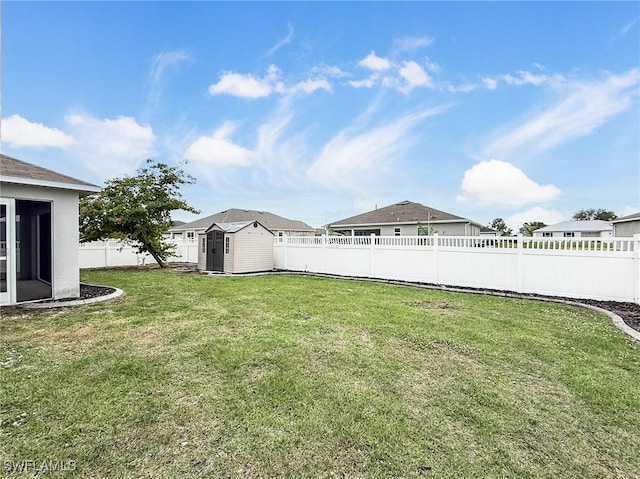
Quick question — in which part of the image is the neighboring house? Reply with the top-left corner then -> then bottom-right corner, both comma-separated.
329,201 -> 482,236
167,208 -> 316,240
480,226 -> 499,237
612,212 -> 640,237
197,220 -> 274,273
533,220 -> 613,238
0,154 -> 100,305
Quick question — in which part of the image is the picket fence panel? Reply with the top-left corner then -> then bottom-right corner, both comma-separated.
79,239 -> 199,268
274,235 -> 640,304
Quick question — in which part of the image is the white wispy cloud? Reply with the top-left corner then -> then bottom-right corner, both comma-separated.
308,105 -> 448,189
393,35 -> 434,52
183,107 -> 309,193
2,114 -> 73,149
149,50 -> 191,86
265,23 -> 295,56
208,65 -> 333,99
357,51 -> 391,71
612,16 -> 639,41
146,50 -> 191,113
482,77 -> 498,90
311,64 -> 350,78
505,207 -> 566,231
457,159 -> 560,206
447,82 -> 477,94
289,78 -> 332,95
399,61 -> 435,93
184,121 -> 255,168
424,57 -> 441,74
348,74 -> 380,89
65,113 -> 155,179
483,68 -> 640,159
209,65 -> 282,99
481,70 -> 564,90
502,70 -> 564,86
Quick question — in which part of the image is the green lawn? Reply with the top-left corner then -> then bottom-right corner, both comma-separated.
1,267 -> 639,478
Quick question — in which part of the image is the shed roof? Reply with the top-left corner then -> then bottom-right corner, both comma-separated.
171,208 -> 314,233
536,220 -> 613,233
330,201 -> 480,227
0,154 -> 100,194
206,220 -> 274,234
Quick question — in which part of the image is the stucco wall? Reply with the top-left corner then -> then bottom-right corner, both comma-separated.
1,183 -> 81,299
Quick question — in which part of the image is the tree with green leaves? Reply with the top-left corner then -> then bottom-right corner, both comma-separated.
80,160 -> 200,268
572,208 -> 617,221
519,221 -> 547,236
489,217 -> 513,236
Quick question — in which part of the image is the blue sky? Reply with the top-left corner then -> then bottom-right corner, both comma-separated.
2,2 -> 639,229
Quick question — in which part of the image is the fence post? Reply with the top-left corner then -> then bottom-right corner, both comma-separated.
321,234 -> 326,273
370,233 -> 376,278
433,233 -> 439,284
635,234 -> 640,305
105,241 -> 111,267
516,234 -> 524,293
284,234 -> 288,270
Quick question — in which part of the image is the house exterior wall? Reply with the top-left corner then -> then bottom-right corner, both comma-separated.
228,226 -> 274,273
334,222 -> 480,237
533,230 -> 612,238
1,183 -> 81,299
614,220 -> 640,237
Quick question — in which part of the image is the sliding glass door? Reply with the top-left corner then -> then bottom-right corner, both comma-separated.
0,199 -> 16,305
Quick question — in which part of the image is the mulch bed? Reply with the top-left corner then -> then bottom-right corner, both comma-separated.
582,299 -> 640,333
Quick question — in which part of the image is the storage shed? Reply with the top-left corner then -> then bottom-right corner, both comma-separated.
198,221 -> 274,273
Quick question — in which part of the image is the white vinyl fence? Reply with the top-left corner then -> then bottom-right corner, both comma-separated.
274,235 -> 640,304
79,239 -> 199,268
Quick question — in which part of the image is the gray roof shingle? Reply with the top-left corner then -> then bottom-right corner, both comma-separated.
207,221 -> 274,234
170,208 -> 315,232
330,201 -> 475,227
0,154 -> 99,191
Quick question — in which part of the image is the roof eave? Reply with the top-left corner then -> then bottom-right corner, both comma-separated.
1,175 -> 101,195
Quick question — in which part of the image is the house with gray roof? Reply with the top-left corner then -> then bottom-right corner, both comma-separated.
0,154 -> 100,305
167,208 -> 316,241
328,201 -> 482,236
533,220 -> 613,238
612,212 -> 640,237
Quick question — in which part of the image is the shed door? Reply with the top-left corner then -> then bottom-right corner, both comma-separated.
206,231 -> 225,272
213,231 -> 225,272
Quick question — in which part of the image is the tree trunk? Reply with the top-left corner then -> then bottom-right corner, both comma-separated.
148,248 -> 166,268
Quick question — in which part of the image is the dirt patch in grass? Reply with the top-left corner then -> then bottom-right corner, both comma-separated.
405,299 -> 460,314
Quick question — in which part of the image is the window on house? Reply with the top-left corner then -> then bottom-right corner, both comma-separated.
542,232 -> 552,237
563,232 -> 575,238
201,237 -> 206,253
394,228 -> 401,236
225,237 -> 230,254
186,231 -> 195,241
